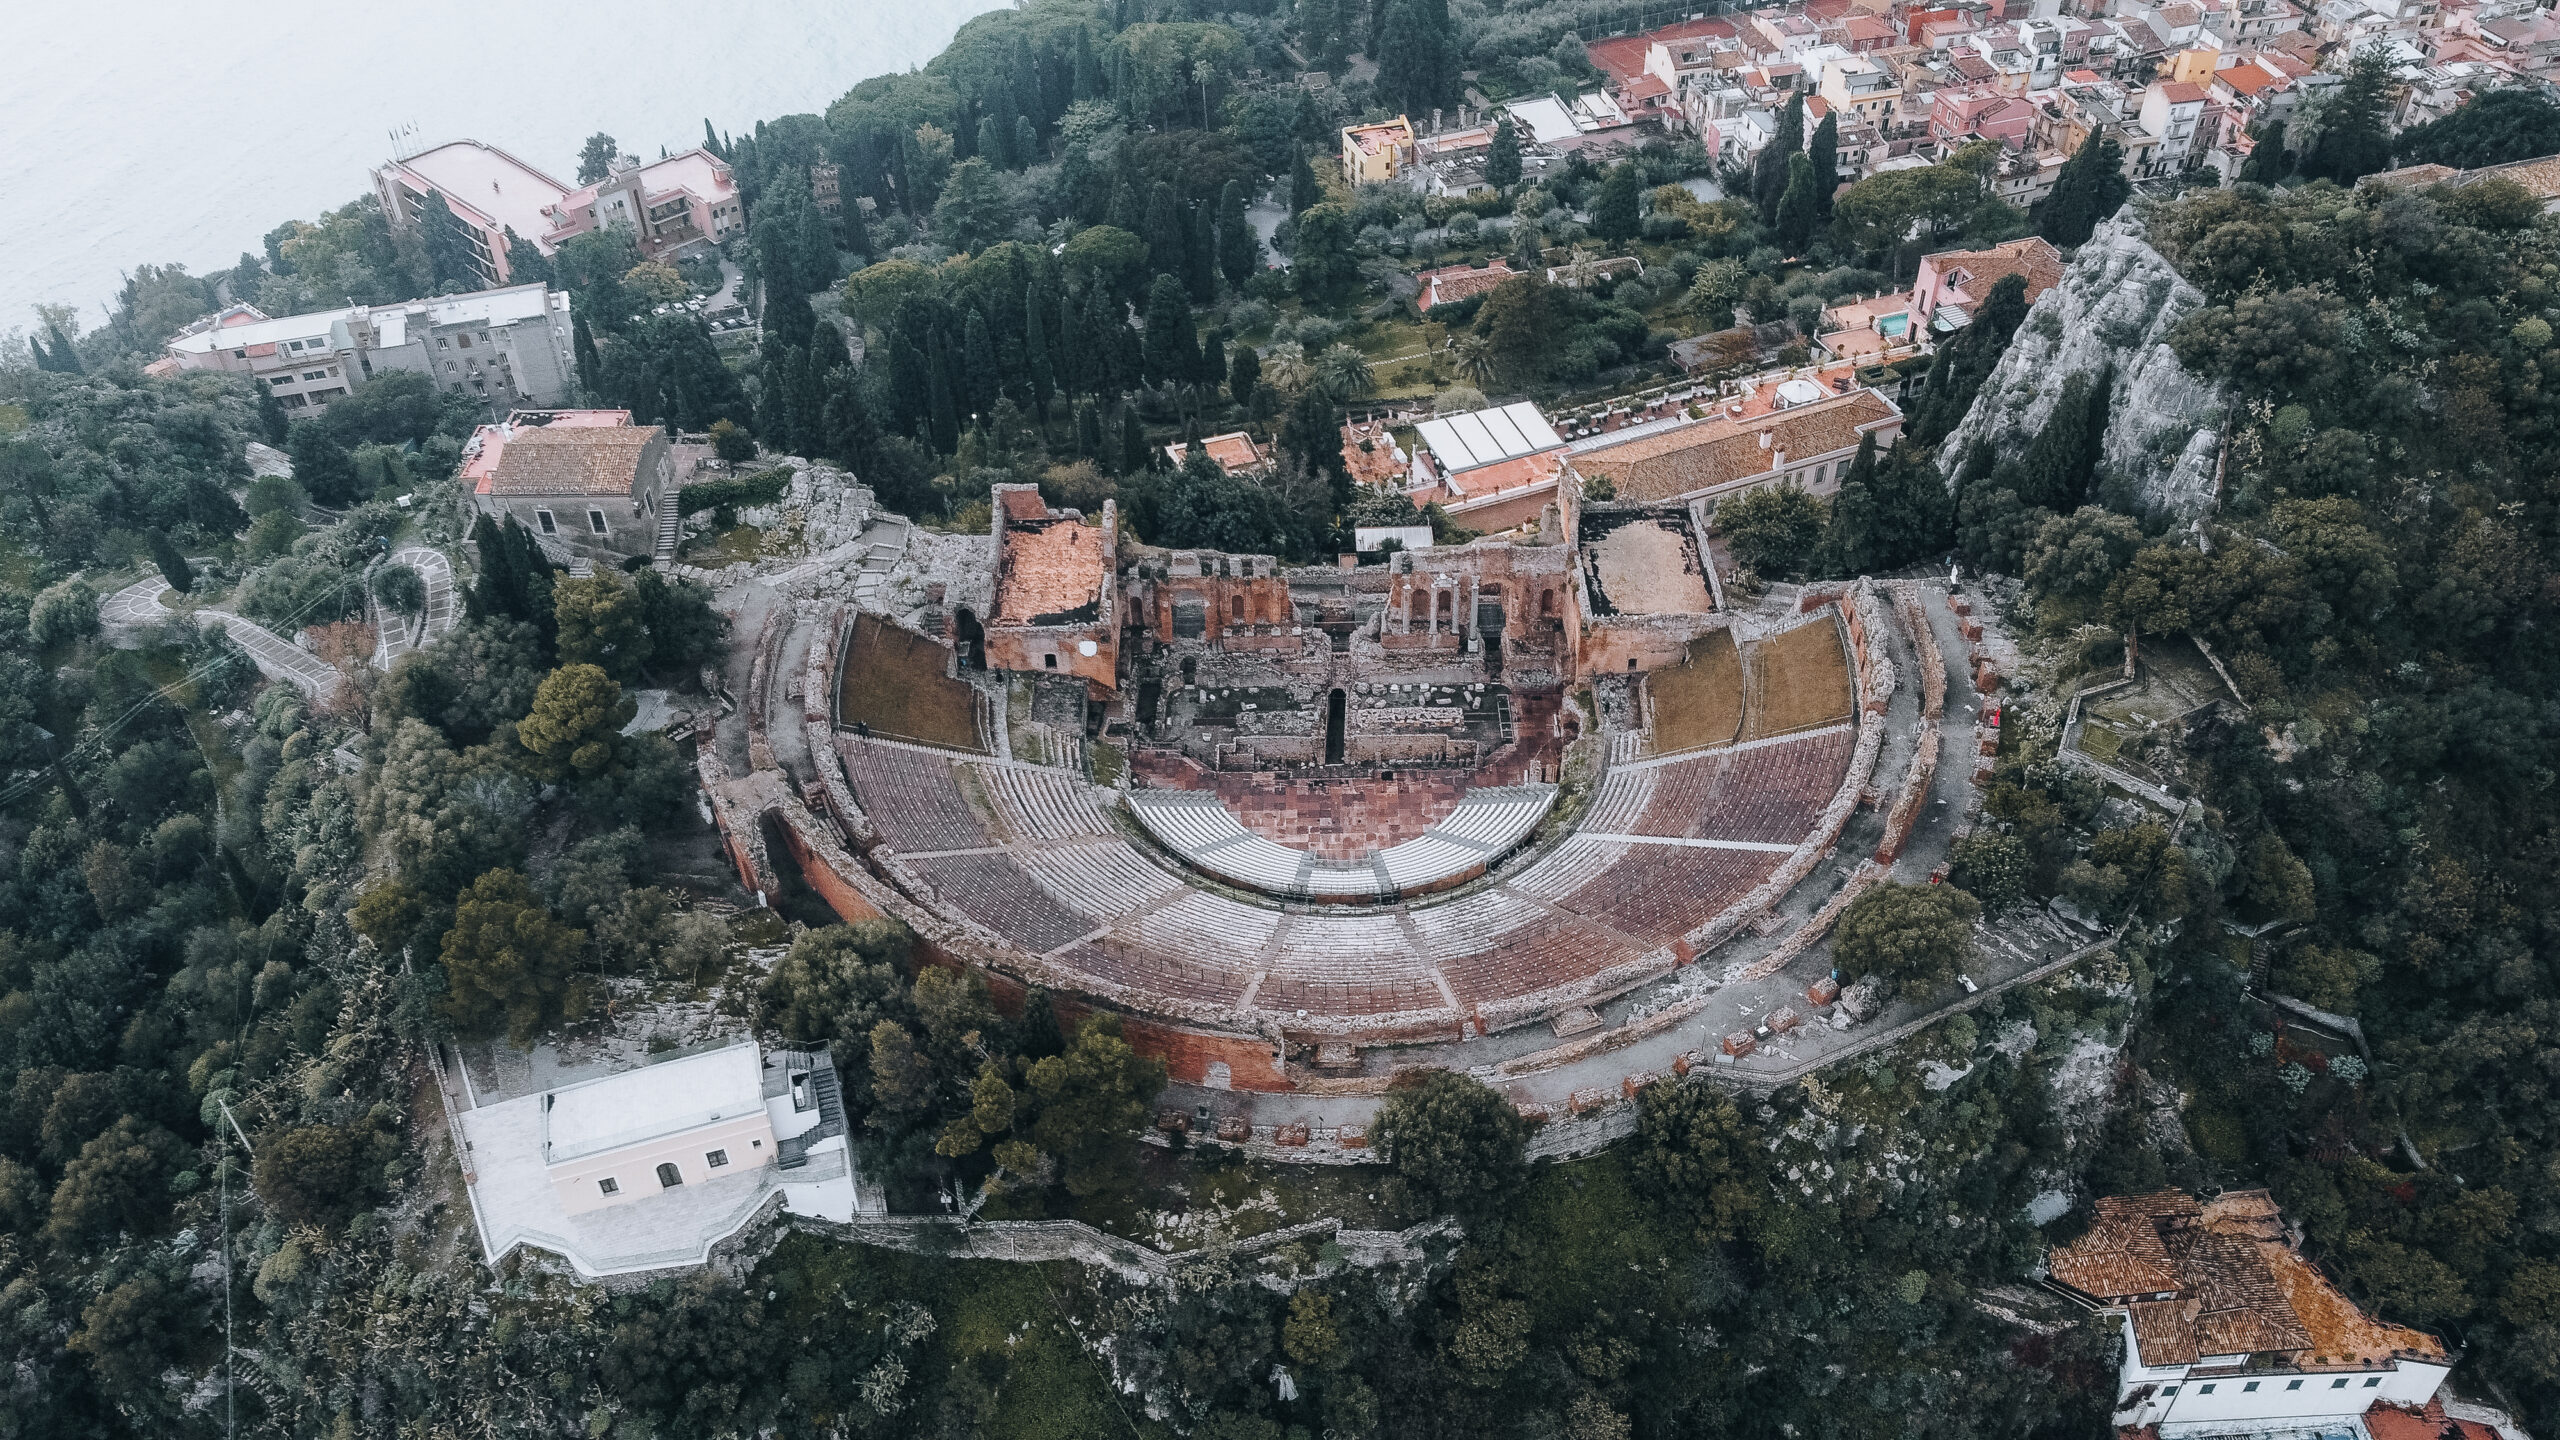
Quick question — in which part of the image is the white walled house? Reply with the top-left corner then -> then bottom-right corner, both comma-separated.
454,1041 -> 861,1278
2048,1190 -> 2457,1437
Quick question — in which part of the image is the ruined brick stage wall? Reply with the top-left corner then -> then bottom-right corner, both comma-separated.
1577,613 -> 1727,680
800,605 -> 880,850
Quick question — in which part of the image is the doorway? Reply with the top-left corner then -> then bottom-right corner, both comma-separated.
1325,688 -> 1347,765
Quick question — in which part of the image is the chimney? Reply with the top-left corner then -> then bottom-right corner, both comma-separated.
1759,428 -> 1774,450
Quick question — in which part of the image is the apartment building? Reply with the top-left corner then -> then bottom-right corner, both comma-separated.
157,283 -> 575,414
373,139 -> 740,288
1341,116 -> 1417,185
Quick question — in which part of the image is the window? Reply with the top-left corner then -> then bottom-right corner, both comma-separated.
536,509 -> 557,534
597,1177 -> 619,1196
2285,1381 -> 2303,1391
705,1149 -> 730,1169
2363,1378 -> 2381,1389
303,370 -> 328,382
2160,1386 -> 2179,1396
437,337 -> 449,350
1043,653 -> 1058,669
2243,1382 -> 2259,1393
2331,1379 -> 2350,1390
287,339 -> 304,352
588,509 -> 608,534
458,332 -> 472,348
2198,1384 -> 2215,1395
655,1162 -> 683,1188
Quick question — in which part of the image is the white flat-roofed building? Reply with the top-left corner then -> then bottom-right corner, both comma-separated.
453,1041 -> 862,1279
159,282 -> 574,415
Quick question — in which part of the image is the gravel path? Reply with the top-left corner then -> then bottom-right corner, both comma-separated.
375,546 -> 459,665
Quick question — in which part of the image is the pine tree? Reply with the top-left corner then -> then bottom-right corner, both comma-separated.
1755,94 -> 1805,225
1485,116 -> 1522,190
1592,163 -> 1642,246
1809,112 -> 1840,223
1775,153 -> 1819,254
704,118 -> 723,158
2302,47 -> 2393,185
1216,180 -> 1257,289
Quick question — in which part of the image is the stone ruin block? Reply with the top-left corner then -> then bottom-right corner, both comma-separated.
1720,1030 -> 1757,1058
1837,979 -> 1883,1023
1960,618 -> 1983,643
1335,1124 -> 1370,1149
1513,1099 -> 1553,1123
1807,975 -> 1842,1006
1568,1085 -> 1614,1115
1952,596 -> 1972,617
1217,1115 -> 1253,1142
1313,1041 -> 1360,1069
1672,1052 -> 1694,1076
1621,1070 -> 1660,1098
1548,1006 -> 1602,1039
1980,734 -> 1999,756
1973,659 -> 2001,694
1156,1110 -> 1191,1133
1274,1122 -> 1311,1147
1767,1006 -> 1801,1035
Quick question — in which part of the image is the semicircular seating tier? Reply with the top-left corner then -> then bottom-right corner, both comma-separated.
1125,785 -> 1557,902
836,717 -> 1860,1042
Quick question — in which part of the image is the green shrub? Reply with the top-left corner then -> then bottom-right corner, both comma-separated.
676,465 -> 791,517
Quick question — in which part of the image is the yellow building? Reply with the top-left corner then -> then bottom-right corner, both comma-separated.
1341,115 -> 1416,186
2165,46 -> 2221,86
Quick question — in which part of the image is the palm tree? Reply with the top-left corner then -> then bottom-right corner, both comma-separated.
1258,341 -> 1313,402
1313,343 -> 1376,403
1560,246 -> 1602,290
1448,333 -> 1498,387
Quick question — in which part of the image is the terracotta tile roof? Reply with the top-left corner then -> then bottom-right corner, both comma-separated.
2051,1189 -> 2448,1372
2364,1400 -> 2502,1440
1445,449 -> 1566,499
1921,235 -> 2065,307
484,424 -> 660,497
995,519 -> 1107,623
1417,260 -> 1517,310
1166,431 -> 1268,475
2155,80 -> 2208,103
1574,389 -> 1896,503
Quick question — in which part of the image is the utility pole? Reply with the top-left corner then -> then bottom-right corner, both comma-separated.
217,1099 -> 255,1440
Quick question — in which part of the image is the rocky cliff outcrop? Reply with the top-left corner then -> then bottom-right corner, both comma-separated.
1937,211 -> 2227,520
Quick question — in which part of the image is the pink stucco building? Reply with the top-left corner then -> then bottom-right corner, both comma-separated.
373,140 -> 742,288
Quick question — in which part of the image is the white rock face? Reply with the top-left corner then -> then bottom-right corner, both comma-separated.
1938,212 -> 2226,521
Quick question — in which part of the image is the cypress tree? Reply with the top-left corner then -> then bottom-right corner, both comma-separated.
1775,152 -> 1819,254
1229,345 -> 1261,412
1809,112 -> 1840,222
1024,283 -> 1056,418
1077,399 -> 1105,460
1144,182 -> 1186,279
2012,366 -> 2113,513
572,314 -> 601,394
1014,115 -> 1041,169
885,326 -> 933,437
792,346 -> 829,454
1755,94 -> 1804,225
43,322 -> 84,375
1141,274 -> 1197,384
821,365 -> 877,471
1216,180 -> 1257,288
1280,387 -> 1352,513
1119,405 -> 1149,475
252,378 -> 289,446
978,115 -> 1008,169
146,529 -> 194,595
1819,431 -> 1883,575
962,308 -> 999,418
761,347 -> 805,455
1486,117 -> 1522,190
2039,130 -> 2129,248
927,332 -> 962,452
1290,146 -> 1322,216
1184,200 -> 1219,302
418,189 -> 484,292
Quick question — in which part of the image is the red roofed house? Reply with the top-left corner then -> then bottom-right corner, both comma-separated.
1617,73 -> 1680,126
1589,17 -> 1735,88
1912,236 -> 2064,332
466,410 -> 675,566
1934,87 -> 2042,149
2050,1190 -> 2459,1435
1417,260 -> 1519,311
1164,432 -> 1271,476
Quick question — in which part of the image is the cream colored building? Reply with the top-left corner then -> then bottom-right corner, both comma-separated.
1341,116 -> 1416,186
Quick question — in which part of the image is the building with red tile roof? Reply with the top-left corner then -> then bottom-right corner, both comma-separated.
1416,259 -> 1520,311
1912,236 -> 2065,330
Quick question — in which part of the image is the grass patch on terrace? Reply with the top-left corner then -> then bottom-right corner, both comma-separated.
1648,629 -> 1744,754
1742,617 -> 1853,739
838,612 -> 988,753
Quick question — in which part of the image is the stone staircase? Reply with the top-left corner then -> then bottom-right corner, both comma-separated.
850,518 -> 909,609
531,528 -> 594,578
653,504 -> 682,568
